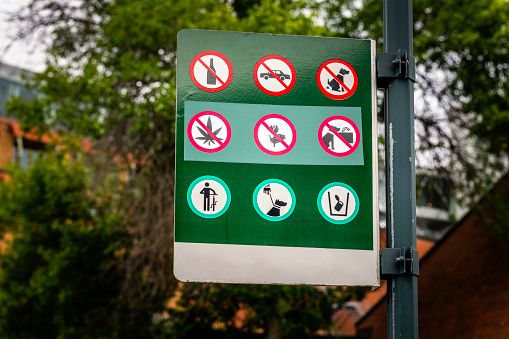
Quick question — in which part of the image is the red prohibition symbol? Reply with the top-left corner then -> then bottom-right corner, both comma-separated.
253,55 -> 296,96
254,114 -> 297,156
190,51 -> 233,92
318,116 -> 360,157
188,111 -> 232,153
316,59 -> 358,100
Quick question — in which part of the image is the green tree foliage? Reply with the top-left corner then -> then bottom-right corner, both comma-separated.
170,283 -> 365,339
4,1 -> 352,338
0,155 -> 158,339
323,0 -> 509,200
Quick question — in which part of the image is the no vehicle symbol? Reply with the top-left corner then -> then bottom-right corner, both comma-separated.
190,51 -> 233,92
188,111 -> 231,153
254,114 -> 297,156
318,116 -> 360,157
253,55 -> 296,96
317,59 -> 358,100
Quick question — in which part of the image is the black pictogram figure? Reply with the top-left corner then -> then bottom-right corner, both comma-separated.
326,68 -> 350,92
323,126 -> 354,150
259,69 -> 291,81
200,182 -> 217,211
328,191 -> 350,216
267,199 -> 288,216
195,117 -> 223,145
334,195 -> 344,212
207,58 -> 216,85
262,184 -> 288,217
268,125 -> 286,147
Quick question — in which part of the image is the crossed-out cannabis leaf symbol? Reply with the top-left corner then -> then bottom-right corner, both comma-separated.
196,117 -> 223,145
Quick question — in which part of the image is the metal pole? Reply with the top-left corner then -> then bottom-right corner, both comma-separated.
384,0 -> 418,338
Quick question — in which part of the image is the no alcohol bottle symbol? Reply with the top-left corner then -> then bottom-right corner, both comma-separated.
187,175 -> 231,219
190,51 -> 233,92
317,182 -> 359,224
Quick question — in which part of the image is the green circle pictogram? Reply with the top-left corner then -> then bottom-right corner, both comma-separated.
317,182 -> 360,224
187,175 -> 231,219
253,179 -> 296,222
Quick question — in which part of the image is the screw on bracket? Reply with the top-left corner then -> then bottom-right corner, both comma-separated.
380,246 -> 419,279
377,50 -> 416,88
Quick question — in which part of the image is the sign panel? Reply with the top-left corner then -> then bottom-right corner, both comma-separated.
175,29 -> 378,286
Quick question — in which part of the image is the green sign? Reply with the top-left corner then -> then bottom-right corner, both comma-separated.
174,29 -> 379,286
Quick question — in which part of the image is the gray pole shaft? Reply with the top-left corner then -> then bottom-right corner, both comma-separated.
384,0 -> 418,338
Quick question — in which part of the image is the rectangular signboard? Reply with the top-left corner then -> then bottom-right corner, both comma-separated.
174,29 -> 379,286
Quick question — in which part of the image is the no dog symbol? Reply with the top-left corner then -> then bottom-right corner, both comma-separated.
317,59 -> 358,100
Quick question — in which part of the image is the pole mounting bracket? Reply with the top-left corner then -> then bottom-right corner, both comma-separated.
376,50 -> 416,88
380,246 -> 419,279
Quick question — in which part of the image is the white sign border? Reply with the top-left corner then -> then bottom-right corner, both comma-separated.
174,40 -> 379,287
175,242 -> 379,286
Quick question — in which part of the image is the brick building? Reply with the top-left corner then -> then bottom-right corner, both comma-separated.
331,231 -> 435,338
356,173 -> 509,338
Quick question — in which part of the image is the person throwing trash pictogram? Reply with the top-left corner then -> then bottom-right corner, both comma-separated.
200,182 -> 217,211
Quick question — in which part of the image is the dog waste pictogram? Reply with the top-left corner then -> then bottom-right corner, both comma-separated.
316,59 -> 358,100
253,179 -> 296,222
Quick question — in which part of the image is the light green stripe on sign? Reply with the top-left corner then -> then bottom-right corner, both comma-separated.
184,101 -> 364,166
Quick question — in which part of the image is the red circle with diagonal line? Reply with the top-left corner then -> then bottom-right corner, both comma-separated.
188,111 -> 231,153
318,116 -> 360,157
254,114 -> 297,156
253,55 -> 296,96
316,59 -> 358,100
190,51 -> 233,92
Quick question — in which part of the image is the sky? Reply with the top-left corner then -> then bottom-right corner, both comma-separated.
0,0 -> 46,72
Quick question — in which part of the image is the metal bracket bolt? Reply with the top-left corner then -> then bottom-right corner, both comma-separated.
380,246 -> 419,279
376,50 -> 416,88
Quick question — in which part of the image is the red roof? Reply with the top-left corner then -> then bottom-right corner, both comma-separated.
0,116 -> 56,144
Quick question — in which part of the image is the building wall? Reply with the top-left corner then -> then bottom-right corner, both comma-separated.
357,176 -> 509,338
0,120 -> 15,170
